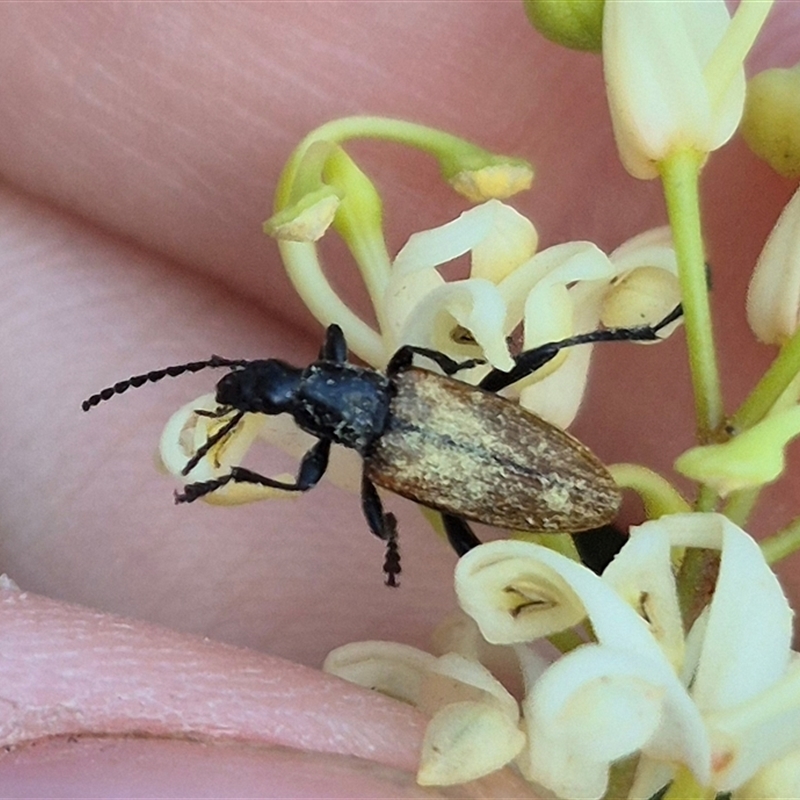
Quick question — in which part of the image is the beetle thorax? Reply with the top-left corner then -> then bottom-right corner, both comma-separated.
293,363 -> 393,453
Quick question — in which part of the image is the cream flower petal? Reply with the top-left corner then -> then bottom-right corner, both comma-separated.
382,267 -> 444,354
629,514 -> 797,791
497,241 -> 613,337
604,226 -> 683,332
601,522 -> 685,673
608,226 -> 678,271
708,662 -> 800,791
392,199 -> 537,284
747,185 -> 800,345
683,517 -> 792,710
604,0 -> 746,178
516,279 -> 607,427
322,640 -> 436,705
326,642 -> 527,788
417,654 -> 525,785
420,652 -> 519,718
157,394 -> 293,504
736,740 -> 800,799
455,539 -> 664,658
519,640 -> 712,800
417,700 -> 526,786
398,278 -> 515,371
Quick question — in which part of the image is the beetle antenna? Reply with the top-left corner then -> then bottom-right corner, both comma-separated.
81,356 -> 250,411
180,410 -> 245,476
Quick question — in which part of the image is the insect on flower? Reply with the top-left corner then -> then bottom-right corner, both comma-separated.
82,306 -> 681,586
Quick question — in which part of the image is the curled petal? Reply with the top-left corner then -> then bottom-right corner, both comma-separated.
521,642 -> 710,799
158,394 -> 293,504
455,540 -> 665,659
747,185 -> 800,344
516,279 -> 606,427
417,700 -> 526,786
707,661 -> 800,791
601,267 -> 682,331
419,653 -> 519,721
638,514 -> 793,706
498,241 -> 613,341
602,521 -> 685,673
417,652 -> 525,786
399,279 -> 514,371
674,515 -> 792,711
323,641 -> 436,706
455,541 -> 589,644
517,341 -> 593,429
393,200 -> 537,284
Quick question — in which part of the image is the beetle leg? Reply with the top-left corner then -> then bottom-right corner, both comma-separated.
386,346 -> 484,378
175,438 -> 331,502
479,303 -> 683,392
181,410 -> 245,476
440,513 -> 482,555
361,473 -> 402,586
319,324 -> 348,363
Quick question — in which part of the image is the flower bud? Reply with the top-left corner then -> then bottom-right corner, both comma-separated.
522,0 -> 604,53
747,186 -> 800,345
742,66 -> 800,179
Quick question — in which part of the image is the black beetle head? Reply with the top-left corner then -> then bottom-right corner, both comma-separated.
215,359 -> 302,415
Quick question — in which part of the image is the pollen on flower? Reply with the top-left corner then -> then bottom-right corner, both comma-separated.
449,164 -> 534,203
264,191 -> 340,242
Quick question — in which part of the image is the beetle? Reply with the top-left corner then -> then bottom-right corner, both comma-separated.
82,304 -> 681,585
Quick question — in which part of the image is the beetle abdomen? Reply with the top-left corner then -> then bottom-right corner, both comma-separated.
364,369 -> 620,532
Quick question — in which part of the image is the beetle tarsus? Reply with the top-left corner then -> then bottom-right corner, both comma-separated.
382,512 -> 401,587
386,345 -> 484,378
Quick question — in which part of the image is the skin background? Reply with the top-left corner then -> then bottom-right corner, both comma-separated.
0,2 -> 798,796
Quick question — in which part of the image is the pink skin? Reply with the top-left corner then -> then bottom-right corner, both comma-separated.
0,3 -> 798,796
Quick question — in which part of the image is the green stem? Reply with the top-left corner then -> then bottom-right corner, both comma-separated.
274,116 -> 528,209
607,463 -> 690,518
730,327 -> 800,432
659,149 -> 724,443
722,486 -> 760,528
761,516 -> 800,565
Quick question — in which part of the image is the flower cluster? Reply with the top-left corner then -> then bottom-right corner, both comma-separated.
325,513 -> 799,799
159,167 -> 681,492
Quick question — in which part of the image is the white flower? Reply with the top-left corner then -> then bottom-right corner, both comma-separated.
747,185 -> 800,345
604,0 -> 771,179
454,513 -> 797,799
323,640 -> 526,786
